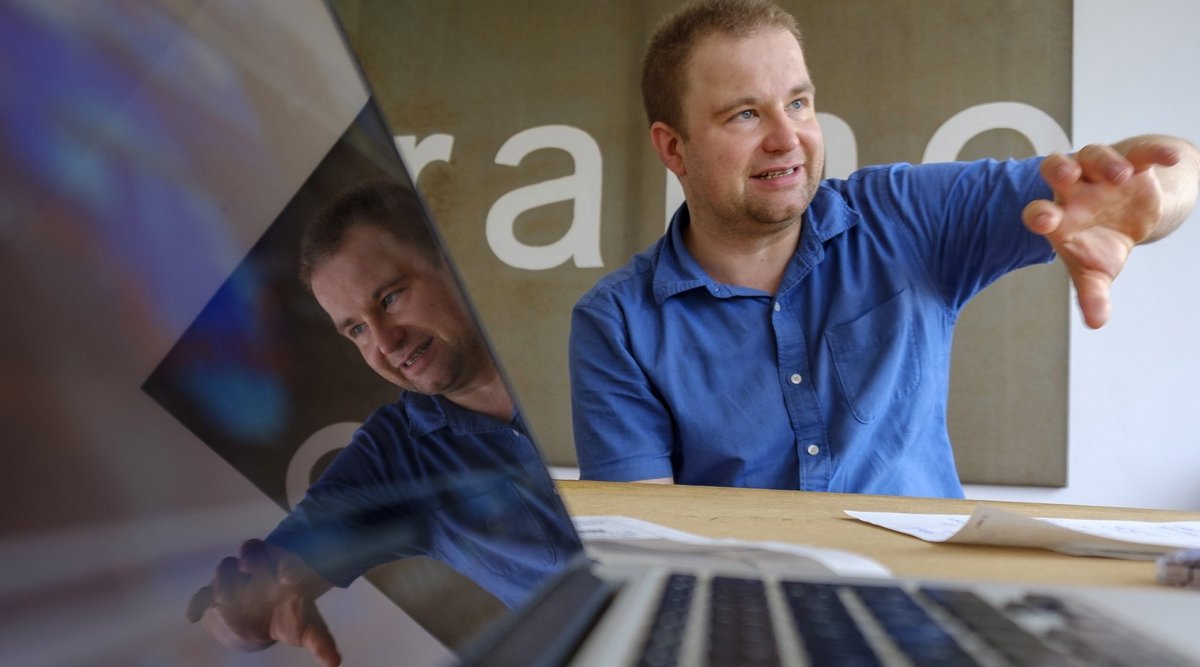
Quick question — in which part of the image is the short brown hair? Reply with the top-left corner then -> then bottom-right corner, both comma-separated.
298,179 -> 441,290
641,0 -> 802,133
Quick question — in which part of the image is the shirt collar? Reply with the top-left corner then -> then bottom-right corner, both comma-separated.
651,204 -> 712,304
402,392 -> 521,438
651,184 -> 861,304
804,182 -> 861,243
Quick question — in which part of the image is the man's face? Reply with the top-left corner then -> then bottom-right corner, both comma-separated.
310,223 -> 491,401
671,28 -> 824,233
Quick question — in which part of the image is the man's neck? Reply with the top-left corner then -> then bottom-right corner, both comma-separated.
445,373 -> 516,423
683,216 -> 802,294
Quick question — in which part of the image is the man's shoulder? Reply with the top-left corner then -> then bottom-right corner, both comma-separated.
332,394 -> 457,468
573,237 -> 663,314
353,393 -> 435,444
361,394 -> 412,425
812,163 -> 917,220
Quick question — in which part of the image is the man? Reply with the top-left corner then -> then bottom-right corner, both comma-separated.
570,0 -> 1199,494
187,181 -> 577,666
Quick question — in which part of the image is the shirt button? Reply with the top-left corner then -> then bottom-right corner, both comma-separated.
773,302 -> 781,312
789,373 -> 803,385
806,444 -> 820,456
511,430 -> 521,438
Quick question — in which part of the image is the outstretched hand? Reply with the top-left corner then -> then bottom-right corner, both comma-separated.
1022,139 -> 1184,329
186,539 -> 340,667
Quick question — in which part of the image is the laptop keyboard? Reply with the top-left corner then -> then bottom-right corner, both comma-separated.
634,574 -> 1192,667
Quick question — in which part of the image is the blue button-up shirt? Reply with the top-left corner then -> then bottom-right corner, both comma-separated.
570,158 -> 1054,498
268,393 -> 580,608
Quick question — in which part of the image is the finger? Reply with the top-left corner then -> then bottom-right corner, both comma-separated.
300,603 -> 342,667
186,585 -> 215,623
1022,199 -> 1062,236
1075,143 -> 1132,184
239,538 -> 273,575
1071,269 -> 1113,329
270,596 -> 342,667
1040,152 -> 1081,192
1122,140 -> 1182,173
213,556 -> 243,605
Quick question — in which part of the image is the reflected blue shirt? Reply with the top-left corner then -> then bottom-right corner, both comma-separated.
570,159 -> 1054,498
267,393 -> 580,608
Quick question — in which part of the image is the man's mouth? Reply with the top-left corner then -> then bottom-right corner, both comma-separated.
753,166 -> 797,180
402,338 -> 432,368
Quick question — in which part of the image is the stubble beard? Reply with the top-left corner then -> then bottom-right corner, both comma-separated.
741,175 -> 819,233
416,335 -> 493,401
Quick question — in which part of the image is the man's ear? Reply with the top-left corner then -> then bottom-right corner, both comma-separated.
650,121 -> 687,177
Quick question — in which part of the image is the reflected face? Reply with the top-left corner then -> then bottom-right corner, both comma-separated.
310,223 -> 492,400
674,28 -> 824,232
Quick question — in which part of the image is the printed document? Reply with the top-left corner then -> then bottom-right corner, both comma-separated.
846,504 -> 1200,559
575,515 -> 891,578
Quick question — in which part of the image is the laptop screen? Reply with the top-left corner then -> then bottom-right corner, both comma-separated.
1,0 -> 582,663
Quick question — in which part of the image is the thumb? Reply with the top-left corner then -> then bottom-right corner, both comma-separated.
1122,140 -> 1182,174
1070,267 -> 1113,329
1022,199 -> 1062,237
271,595 -> 341,667
301,605 -> 342,667
185,585 -> 215,623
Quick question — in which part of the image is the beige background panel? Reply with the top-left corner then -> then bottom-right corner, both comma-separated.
332,0 -> 1071,486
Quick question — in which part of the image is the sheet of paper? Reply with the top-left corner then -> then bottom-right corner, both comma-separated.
845,505 -> 1200,559
573,515 -> 891,578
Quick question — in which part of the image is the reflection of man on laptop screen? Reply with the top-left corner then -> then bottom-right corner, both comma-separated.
185,181 -> 577,665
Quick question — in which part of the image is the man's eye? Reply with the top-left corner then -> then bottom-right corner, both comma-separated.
382,291 -> 402,308
735,109 -> 755,121
789,98 -> 807,110
349,323 -> 366,338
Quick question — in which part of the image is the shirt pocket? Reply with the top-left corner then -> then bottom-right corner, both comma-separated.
432,478 -> 557,578
825,290 -> 921,424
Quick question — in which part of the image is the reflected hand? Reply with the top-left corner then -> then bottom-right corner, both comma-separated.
186,539 -> 340,667
1022,140 -> 1182,329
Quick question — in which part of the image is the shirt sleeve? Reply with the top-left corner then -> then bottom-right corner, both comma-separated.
266,425 -> 431,588
569,299 -> 675,482
850,158 -> 1056,311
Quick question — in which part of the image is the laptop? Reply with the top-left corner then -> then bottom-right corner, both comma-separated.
3,1 -> 1198,665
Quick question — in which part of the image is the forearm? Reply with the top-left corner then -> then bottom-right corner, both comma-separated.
569,305 -> 676,482
1115,134 -> 1200,243
267,507 -> 410,591
267,435 -> 434,589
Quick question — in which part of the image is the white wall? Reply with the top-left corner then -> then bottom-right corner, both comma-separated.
964,0 -> 1200,510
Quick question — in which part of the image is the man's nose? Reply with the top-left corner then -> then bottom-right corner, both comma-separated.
761,111 -> 800,153
373,318 -> 406,357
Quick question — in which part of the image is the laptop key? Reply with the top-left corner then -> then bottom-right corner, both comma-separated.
708,576 -> 780,667
920,587 -> 1074,666
852,585 -> 980,666
636,574 -> 697,667
782,581 -> 883,666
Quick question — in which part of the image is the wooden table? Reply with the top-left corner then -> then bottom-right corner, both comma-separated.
556,480 -> 1200,588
